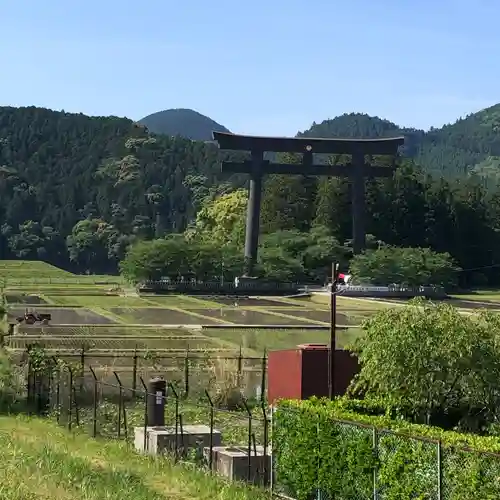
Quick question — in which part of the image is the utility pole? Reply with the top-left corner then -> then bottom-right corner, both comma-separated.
329,262 -> 339,399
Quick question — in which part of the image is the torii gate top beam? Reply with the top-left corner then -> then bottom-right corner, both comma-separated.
213,131 -> 405,155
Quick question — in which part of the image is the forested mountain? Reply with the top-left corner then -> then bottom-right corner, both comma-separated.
299,105 -> 500,181
0,106 -> 244,272
2,104 -> 500,286
138,108 -> 230,140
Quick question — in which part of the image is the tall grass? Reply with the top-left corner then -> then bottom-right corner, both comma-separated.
0,415 -> 268,500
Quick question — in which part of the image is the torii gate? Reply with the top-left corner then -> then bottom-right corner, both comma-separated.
213,131 -> 404,277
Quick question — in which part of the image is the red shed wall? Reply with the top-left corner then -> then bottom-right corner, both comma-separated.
268,346 -> 361,404
268,349 -> 302,404
301,346 -> 329,400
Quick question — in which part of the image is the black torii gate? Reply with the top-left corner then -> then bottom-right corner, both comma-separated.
213,131 -> 404,277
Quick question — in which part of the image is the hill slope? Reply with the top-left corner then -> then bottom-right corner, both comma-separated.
0,105 -> 242,272
0,415 -> 265,499
138,108 -> 230,140
298,106 -> 500,180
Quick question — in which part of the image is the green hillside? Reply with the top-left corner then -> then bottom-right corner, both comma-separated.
2,104 -> 500,285
0,415 -> 265,500
299,105 -> 500,181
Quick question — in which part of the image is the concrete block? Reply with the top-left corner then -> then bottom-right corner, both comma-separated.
203,445 -> 271,485
134,425 -> 222,456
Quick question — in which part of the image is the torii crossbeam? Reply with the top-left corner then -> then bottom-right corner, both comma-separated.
213,131 -> 404,277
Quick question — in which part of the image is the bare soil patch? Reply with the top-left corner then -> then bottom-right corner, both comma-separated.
8,307 -> 115,324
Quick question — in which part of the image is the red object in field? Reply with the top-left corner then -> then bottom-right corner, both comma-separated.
267,344 -> 360,404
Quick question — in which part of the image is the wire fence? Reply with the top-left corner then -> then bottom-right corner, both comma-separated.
17,351 -> 500,498
18,348 -> 268,401
272,406 -> 500,500
24,354 -> 271,486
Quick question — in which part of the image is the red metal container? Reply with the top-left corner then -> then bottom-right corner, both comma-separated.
268,344 -> 359,404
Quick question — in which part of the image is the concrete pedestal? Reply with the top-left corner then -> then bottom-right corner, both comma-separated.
134,425 -> 222,456
203,445 -> 271,485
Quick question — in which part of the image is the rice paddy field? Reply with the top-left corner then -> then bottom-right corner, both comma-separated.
5,259 -> 500,396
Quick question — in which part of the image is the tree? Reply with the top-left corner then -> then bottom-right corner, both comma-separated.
120,235 -> 193,283
259,226 -> 347,281
349,246 -> 459,287
260,153 -> 317,234
66,219 -> 117,273
5,221 -> 62,260
349,301 -> 500,430
257,246 -> 305,281
192,189 -> 247,247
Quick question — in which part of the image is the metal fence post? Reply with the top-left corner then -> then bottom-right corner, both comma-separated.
113,371 -> 124,439
26,355 -> 32,414
184,349 -> 189,399
270,406 -> 274,492
132,347 -> 138,393
242,397 -> 252,482
89,366 -> 98,438
205,390 -> 215,473
237,346 -> 243,389
55,362 -> 61,424
67,366 -> 73,430
262,400 -> 269,487
72,382 -> 80,427
140,377 -> 148,453
437,440 -> 443,500
169,383 -> 180,461
373,427 -> 378,500
80,346 -> 85,393
261,349 -> 267,403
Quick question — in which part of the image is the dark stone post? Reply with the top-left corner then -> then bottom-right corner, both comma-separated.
243,149 -> 264,277
351,150 -> 366,254
147,377 -> 166,427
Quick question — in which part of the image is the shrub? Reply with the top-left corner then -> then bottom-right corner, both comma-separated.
273,398 -> 500,500
348,300 -> 500,431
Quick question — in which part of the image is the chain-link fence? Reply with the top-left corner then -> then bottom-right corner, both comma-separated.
21,351 -> 500,498
272,406 -> 500,500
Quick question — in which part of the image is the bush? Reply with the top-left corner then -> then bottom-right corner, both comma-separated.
273,398 -> 500,500
0,349 -> 24,411
348,300 -> 500,431
349,246 -> 460,287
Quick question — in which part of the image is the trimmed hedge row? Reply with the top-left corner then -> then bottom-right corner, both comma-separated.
273,398 -> 500,500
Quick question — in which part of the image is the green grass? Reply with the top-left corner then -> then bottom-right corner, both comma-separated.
48,295 -> 158,307
202,327 -> 362,354
78,398 -> 267,447
0,260 -> 125,286
452,290 -> 500,302
0,415 -> 267,499
6,335 -> 220,351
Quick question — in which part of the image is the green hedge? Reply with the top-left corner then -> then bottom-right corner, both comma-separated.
273,398 -> 500,500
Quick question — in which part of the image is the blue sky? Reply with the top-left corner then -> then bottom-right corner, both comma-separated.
0,0 -> 498,136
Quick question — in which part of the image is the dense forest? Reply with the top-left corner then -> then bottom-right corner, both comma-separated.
2,104 -> 500,285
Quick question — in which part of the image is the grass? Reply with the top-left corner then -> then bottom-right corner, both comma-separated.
48,295 -> 159,307
0,260 -> 125,286
0,415 -> 267,499
76,397 -> 267,447
452,290 -> 500,302
202,327 -> 362,354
